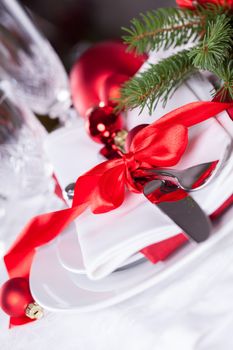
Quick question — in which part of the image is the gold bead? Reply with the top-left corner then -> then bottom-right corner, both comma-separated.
114,129 -> 128,152
25,302 -> 44,320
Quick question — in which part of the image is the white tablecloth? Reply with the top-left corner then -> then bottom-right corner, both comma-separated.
1,194 -> 233,350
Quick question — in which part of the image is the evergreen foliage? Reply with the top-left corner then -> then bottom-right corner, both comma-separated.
118,50 -> 195,114
122,8 -> 203,54
212,60 -> 233,101
189,15 -> 233,70
118,4 -> 233,113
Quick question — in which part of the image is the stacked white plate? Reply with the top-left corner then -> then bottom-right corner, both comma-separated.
30,206 -> 233,312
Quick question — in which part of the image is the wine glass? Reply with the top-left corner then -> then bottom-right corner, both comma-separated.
0,0 -> 74,122
0,83 -> 53,198
0,82 -> 55,249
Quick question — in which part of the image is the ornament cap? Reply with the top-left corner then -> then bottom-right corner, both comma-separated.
114,129 -> 128,152
25,302 -> 44,320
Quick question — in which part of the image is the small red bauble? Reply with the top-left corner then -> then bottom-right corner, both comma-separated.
100,143 -> 120,160
0,278 -> 33,317
86,105 -> 124,144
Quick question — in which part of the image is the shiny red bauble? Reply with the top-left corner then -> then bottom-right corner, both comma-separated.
176,0 -> 233,9
86,104 -> 124,144
70,41 -> 147,117
0,278 -> 33,317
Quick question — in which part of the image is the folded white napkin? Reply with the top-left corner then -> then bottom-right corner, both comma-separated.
44,64 -> 233,281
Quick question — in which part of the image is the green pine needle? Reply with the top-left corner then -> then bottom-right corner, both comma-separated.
118,49 -> 195,114
117,4 -> 233,113
122,7 -> 203,54
212,61 -> 233,101
189,15 -> 233,70
122,5 -> 227,55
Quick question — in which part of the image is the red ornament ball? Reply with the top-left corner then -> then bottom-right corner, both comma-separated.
86,104 -> 124,144
0,278 -> 33,317
100,143 -> 120,160
70,41 -> 147,117
176,0 -> 233,9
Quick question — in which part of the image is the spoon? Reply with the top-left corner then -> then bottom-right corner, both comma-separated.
148,140 -> 232,192
146,161 -> 214,192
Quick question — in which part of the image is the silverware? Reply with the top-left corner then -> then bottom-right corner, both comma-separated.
64,182 -> 76,200
63,162 -> 214,201
143,179 -> 211,243
145,136 -> 232,192
64,148 -> 231,244
64,149 -> 231,203
145,162 -> 214,192
114,257 -> 146,272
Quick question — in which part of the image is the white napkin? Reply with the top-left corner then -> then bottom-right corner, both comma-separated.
75,119 -> 232,280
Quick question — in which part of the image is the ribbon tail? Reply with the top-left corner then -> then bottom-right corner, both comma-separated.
4,204 -> 87,279
156,101 -> 233,128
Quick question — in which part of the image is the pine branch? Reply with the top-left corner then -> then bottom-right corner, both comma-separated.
188,15 -> 233,70
212,60 -> 233,101
118,4 -> 233,113
118,49 -> 195,114
122,7 -> 203,54
122,5 -> 228,55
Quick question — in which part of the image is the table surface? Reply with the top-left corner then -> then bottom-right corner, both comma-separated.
1,194 -> 233,350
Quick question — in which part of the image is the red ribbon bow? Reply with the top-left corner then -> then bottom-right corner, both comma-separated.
73,117 -> 189,213
3,100 -> 233,326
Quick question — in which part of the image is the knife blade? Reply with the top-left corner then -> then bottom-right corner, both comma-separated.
143,179 -> 211,243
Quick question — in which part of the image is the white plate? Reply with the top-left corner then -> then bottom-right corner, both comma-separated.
67,258 -> 148,293
30,206 -> 233,312
56,225 -> 144,274
56,224 -> 86,274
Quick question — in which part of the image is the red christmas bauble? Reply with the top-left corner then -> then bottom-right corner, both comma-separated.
176,0 -> 233,9
86,104 -> 124,144
0,278 -> 33,317
70,41 -> 147,117
100,143 -> 120,160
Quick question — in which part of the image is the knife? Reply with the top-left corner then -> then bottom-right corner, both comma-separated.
143,179 -> 211,243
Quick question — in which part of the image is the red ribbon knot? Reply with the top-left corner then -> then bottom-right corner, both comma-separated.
122,151 -> 139,172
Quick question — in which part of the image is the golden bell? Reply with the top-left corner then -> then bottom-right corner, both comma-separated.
25,302 -> 44,320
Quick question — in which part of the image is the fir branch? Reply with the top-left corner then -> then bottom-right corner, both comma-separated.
118,49 -> 195,114
212,60 -> 233,101
122,5 -> 228,55
189,15 -> 233,70
122,7 -> 203,54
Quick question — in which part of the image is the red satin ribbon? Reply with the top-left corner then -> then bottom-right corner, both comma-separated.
3,100 -> 233,326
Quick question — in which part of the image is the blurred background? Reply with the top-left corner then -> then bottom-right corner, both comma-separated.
20,0 -> 174,68
17,0 -> 174,129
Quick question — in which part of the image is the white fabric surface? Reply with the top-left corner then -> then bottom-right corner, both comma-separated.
1,206 -> 233,349
44,76 -> 232,280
